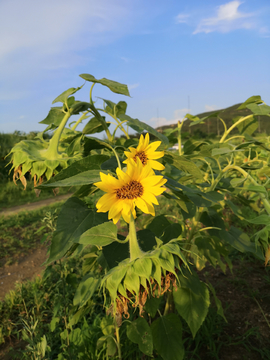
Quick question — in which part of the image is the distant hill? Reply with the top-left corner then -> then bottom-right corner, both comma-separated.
156,103 -> 269,136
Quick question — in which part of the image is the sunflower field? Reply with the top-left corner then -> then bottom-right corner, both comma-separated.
6,73 -> 270,359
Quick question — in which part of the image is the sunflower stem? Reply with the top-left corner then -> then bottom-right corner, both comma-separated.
129,213 -> 144,261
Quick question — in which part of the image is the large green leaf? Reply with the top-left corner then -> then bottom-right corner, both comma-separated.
146,215 -> 171,238
39,169 -> 105,187
82,116 -> 109,134
40,154 -> 109,185
161,223 -> 182,244
173,281 -> 210,338
39,107 -> 65,125
118,114 -> 169,145
164,152 -> 203,180
47,198 -> 107,263
144,296 -> 162,318
220,226 -> 264,260
246,104 -> 270,116
127,317 -> 153,356
52,86 -> 83,104
78,222 -> 118,247
246,214 -> 270,225
237,95 -> 263,110
79,73 -> 130,96
233,115 -> 258,135
151,314 -> 184,360
73,274 -> 101,307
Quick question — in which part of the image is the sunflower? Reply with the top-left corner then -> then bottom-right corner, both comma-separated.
123,133 -> 165,170
94,159 -> 167,224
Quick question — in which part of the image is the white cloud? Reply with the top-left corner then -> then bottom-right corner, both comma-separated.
205,105 -> 217,112
176,13 -> 190,24
128,83 -> 140,90
150,108 -> 189,128
193,1 -> 255,34
0,0 -> 136,80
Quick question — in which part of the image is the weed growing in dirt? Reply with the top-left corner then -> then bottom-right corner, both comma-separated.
0,203 -> 63,266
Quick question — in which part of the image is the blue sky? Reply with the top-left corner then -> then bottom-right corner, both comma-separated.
0,0 -> 269,136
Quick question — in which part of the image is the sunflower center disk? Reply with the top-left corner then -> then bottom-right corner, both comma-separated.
134,151 -> 147,165
116,180 -> 144,199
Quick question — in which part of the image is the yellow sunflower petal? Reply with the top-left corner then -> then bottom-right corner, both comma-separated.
122,201 -> 133,223
96,193 -> 116,212
135,197 -> 149,214
145,141 -> 161,153
146,151 -> 164,160
108,200 -> 122,220
147,159 -> 165,171
141,175 -> 165,187
141,192 -> 159,206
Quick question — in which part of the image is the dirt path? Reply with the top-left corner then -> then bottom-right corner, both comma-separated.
0,247 -> 48,299
0,194 -> 72,299
0,193 -> 72,217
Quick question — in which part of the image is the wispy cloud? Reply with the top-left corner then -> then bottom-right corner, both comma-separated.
150,108 -> 189,128
0,0 -> 137,80
128,83 -> 140,90
175,13 -> 190,24
205,105 -> 217,112
193,1 -> 255,34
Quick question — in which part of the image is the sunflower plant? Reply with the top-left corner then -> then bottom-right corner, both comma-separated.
8,75 -> 270,360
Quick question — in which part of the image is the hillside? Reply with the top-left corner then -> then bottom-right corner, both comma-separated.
156,102 -> 269,136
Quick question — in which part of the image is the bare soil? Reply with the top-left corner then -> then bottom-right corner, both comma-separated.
0,193 -> 71,217
0,246 -> 48,300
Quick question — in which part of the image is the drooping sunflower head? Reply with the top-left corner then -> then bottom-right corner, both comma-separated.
94,159 -> 167,224
123,133 -> 165,171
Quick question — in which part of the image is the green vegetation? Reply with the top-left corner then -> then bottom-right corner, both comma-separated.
0,202 -> 63,266
157,102 -> 270,137
0,202 -> 270,359
0,180 -> 73,210
2,72 -> 270,360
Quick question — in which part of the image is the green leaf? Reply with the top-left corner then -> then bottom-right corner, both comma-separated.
195,236 -> 227,273
39,154 -> 109,188
243,185 -> 267,194
237,95 -> 263,110
133,258 -> 152,279
161,223 -> 182,244
233,115 -> 258,135
47,198 -> 107,263
146,215 -> 171,238
52,86 -> 83,104
78,222 -> 118,247
206,282 -> 227,322
220,227 -> 264,260
144,296 -> 162,318
118,114 -> 169,145
127,317 -> 153,356
32,161 -> 47,178
246,103 -> 270,116
212,147 -> 233,156
82,116 -> 109,134
79,73 -> 130,96
164,152 -> 203,180
151,313 -> 184,360
173,281 -> 210,338
246,214 -> 270,225
73,274 -> 101,307
39,169 -> 105,187
39,107 -> 64,125
124,266 -> 140,294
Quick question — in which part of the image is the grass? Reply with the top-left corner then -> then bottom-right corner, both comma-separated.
0,202 -> 64,267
